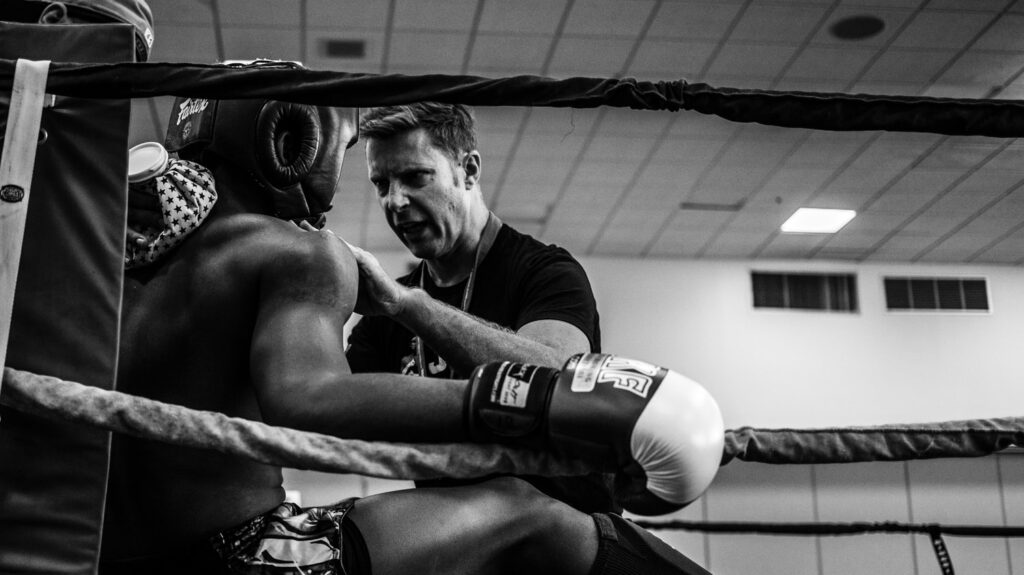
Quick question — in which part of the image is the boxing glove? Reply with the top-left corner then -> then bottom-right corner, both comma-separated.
465,353 -> 724,516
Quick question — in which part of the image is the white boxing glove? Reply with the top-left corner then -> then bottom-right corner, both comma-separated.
465,353 -> 725,515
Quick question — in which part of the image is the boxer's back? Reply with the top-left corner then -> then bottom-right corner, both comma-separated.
103,213 -> 299,558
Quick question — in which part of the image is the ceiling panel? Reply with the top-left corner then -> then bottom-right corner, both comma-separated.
306,0 -> 390,30
123,0 -> 1024,265
891,10 -> 994,49
706,44 -> 800,80
392,0 -> 478,31
477,0 -> 568,34
547,37 -> 635,76
562,0 -> 656,38
646,2 -> 743,41
730,3 -> 831,43
387,31 -> 468,71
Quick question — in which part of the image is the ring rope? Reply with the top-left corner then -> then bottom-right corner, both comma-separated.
1,368 -> 1021,480
630,519 -> 1024,575
1,59 -> 1024,137
0,367 -> 597,480
2,59 -> 1022,480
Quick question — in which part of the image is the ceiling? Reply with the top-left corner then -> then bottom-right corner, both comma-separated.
130,0 -> 1024,265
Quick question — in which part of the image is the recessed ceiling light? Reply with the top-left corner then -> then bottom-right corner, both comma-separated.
781,208 -> 856,234
829,15 -> 885,41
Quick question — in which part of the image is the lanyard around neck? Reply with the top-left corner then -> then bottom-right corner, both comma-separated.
416,212 -> 502,377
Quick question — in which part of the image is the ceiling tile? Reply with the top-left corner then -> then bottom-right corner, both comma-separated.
221,27 -> 301,62
891,11 -> 994,50
927,0 -> 1013,11
392,0 -> 478,31
502,158 -> 576,190
916,139 -> 1006,170
469,33 -> 549,73
784,45 -> 879,83
755,168 -> 836,204
507,134 -> 587,162
596,109 -> 678,137
707,43 -> 799,80
148,0 -> 212,25
547,37 -> 635,76
759,233 -> 835,259
849,80 -> 929,95
306,0 -> 391,30
973,13 -> 1024,52
649,137 -> 730,167
150,24 -> 219,62
920,83 -> 994,98
478,0 -> 569,34
647,2 -> 744,41
861,48 -> 958,83
730,3 -> 830,43
974,229 -> 1024,264
784,131 -> 875,169
563,0 -> 656,38
218,0 -> 298,26
936,49 -> 1024,86
670,114 -> 739,139
475,107 -> 528,133
983,141 -> 1024,172
387,31 -> 469,69
584,136 -> 657,161
523,107 -> 603,136
628,40 -> 717,78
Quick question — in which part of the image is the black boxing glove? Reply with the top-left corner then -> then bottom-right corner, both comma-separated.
465,353 -> 724,516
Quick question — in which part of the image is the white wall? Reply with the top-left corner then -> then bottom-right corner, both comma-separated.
362,251 -> 1024,428
580,257 -> 1024,429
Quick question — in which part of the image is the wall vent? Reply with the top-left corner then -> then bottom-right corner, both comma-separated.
321,39 -> 366,59
751,272 -> 858,312
884,277 -> 989,312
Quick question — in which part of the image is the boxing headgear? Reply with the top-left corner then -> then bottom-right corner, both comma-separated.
164,89 -> 358,225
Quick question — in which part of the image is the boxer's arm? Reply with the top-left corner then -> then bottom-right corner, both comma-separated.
248,229 -> 465,442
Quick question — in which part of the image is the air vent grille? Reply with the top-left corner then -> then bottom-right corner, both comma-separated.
751,272 -> 858,312
884,277 -> 989,312
321,39 -> 366,59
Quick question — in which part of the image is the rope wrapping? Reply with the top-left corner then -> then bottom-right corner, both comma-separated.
2,60 -> 1024,136
1,367 -> 1021,479
0,368 -> 597,480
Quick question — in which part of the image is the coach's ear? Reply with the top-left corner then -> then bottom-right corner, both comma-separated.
462,150 -> 481,189
38,2 -> 70,24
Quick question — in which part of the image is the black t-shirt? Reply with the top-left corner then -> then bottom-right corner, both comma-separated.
347,224 -> 617,513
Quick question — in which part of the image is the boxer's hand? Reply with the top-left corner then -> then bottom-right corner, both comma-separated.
126,185 -> 163,248
465,353 -> 725,516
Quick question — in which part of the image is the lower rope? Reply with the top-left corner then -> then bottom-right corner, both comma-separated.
634,519 -> 1024,575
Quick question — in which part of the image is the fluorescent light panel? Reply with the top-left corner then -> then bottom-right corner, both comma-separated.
781,208 -> 856,233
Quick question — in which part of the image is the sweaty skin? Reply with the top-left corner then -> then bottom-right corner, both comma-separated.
104,202 -> 602,574
104,182 -> 467,557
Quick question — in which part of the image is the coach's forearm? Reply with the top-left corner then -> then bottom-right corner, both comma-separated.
393,288 -> 565,372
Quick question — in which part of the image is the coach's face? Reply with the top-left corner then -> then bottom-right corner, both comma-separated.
366,128 -> 480,261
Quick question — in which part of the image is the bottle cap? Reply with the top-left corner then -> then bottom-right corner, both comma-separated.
128,142 -> 169,183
